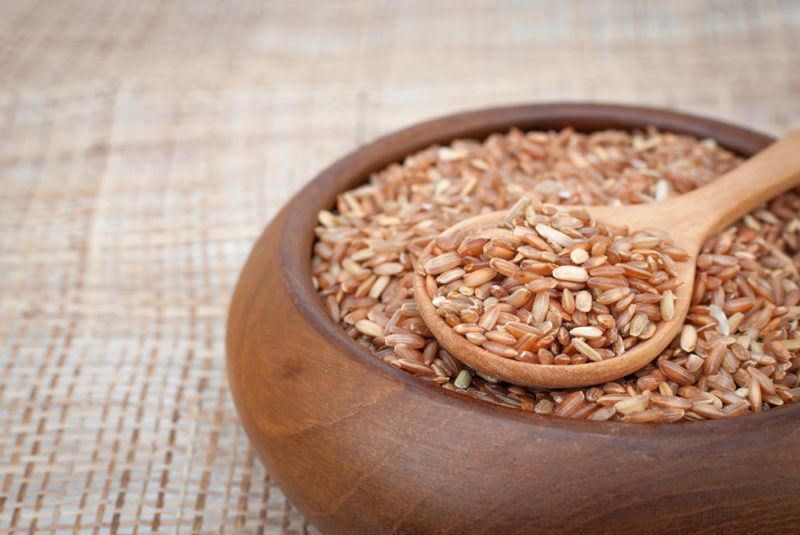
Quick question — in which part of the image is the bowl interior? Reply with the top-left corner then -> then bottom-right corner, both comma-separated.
280,102 -> 795,429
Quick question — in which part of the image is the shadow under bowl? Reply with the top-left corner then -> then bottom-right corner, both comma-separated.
227,103 -> 800,534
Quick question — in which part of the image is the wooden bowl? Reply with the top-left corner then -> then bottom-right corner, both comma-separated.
227,103 -> 800,534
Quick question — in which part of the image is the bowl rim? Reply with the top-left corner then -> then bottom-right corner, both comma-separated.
277,101 -> 798,434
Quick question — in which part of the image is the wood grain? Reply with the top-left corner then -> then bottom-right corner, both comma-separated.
227,103 -> 800,534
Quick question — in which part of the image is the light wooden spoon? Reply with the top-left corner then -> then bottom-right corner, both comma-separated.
414,129 -> 800,389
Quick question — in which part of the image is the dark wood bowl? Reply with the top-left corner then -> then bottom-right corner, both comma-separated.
227,103 -> 800,534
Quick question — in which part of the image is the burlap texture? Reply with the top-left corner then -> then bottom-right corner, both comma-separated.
1,1 -> 798,532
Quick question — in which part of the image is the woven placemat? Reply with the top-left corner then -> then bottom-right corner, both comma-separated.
1,1 -> 798,532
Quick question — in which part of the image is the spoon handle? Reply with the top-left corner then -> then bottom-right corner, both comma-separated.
670,129 -> 800,237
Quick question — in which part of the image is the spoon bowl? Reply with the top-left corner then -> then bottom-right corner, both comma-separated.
414,130 -> 800,388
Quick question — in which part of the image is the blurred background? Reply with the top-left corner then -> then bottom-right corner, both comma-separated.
1,1 -> 798,532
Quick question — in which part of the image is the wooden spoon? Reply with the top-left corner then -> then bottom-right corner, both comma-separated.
414,129 -> 800,388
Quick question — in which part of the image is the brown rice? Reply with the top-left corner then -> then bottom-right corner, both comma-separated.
419,198 -> 685,364
311,127 -> 800,422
